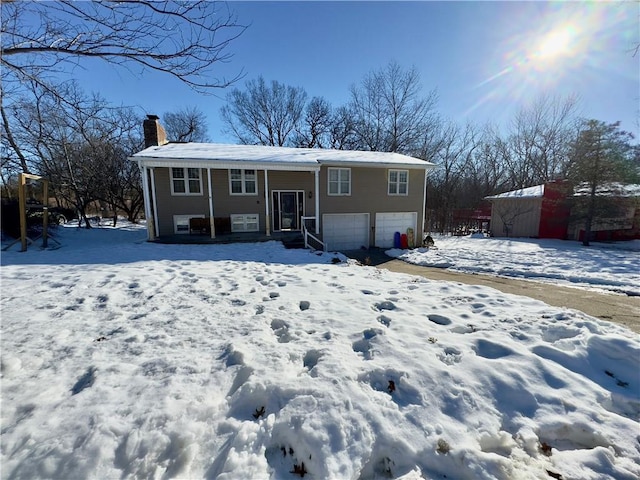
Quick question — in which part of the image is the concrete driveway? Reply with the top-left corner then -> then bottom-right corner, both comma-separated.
344,248 -> 640,334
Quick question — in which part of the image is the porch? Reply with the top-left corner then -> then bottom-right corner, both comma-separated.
152,230 -> 307,248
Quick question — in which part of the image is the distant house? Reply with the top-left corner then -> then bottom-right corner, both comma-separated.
486,180 -> 640,241
130,115 -> 435,250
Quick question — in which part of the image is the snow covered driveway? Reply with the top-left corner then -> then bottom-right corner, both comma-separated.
387,235 -> 640,297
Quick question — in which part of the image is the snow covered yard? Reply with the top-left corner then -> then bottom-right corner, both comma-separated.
387,235 -> 640,297
1,224 -> 639,480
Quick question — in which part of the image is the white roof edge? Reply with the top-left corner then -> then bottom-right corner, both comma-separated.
317,160 -> 435,169
485,184 -> 545,200
130,157 -> 320,172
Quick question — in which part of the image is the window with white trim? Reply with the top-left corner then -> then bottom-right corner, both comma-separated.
171,167 -> 202,195
388,169 -> 408,195
229,169 -> 257,195
328,168 -> 351,196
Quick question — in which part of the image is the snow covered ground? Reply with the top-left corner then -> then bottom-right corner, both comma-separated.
1,224 -> 639,480
387,235 -> 640,297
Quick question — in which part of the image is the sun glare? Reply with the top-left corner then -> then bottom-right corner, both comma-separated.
537,28 -> 572,59
537,27 -> 574,60
470,2 -> 636,124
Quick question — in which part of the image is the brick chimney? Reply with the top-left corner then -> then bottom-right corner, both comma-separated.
143,114 -> 168,147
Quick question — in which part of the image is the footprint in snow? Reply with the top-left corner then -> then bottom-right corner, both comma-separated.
71,367 -> 97,395
271,319 -> 292,343
374,301 -> 396,311
427,314 -> 452,326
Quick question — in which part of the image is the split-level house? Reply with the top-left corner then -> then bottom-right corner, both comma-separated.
130,115 -> 436,251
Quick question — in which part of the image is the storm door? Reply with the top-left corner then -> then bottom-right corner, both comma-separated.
272,191 -> 304,231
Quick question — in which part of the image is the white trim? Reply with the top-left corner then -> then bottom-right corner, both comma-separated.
314,170 -> 320,234
264,170 -> 270,236
149,167 -> 159,237
327,167 -> 351,196
140,163 -> 153,241
228,168 -> 258,196
207,168 -> 215,238
170,167 -> 203,196
388,169 -> 409,196
422,170 -> 428,239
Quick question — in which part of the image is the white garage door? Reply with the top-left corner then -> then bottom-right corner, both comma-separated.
375,212 -> 418,248
322,213 -> 370,251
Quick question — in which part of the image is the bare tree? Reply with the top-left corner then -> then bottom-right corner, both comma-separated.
5,81 -> 145,227
504,94 -> 580,188
220,76 -> 308,146
467,124 -> 510,198
329,106 -> 359,150
294,97 -> 333,148
1,1 -> 246,92
163,106 -> 210,143
348,61 -> 440,154
1,0 -> 246,174
428,122 -> 480,232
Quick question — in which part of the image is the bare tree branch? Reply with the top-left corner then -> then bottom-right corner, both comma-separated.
2,1 -> 247,91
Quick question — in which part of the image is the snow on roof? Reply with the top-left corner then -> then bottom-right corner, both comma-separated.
573,183 -> 640,198
131,142 -> 434,169
485,184 -> 544,200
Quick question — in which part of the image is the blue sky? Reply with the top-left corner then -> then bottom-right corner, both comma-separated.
71,1 -> 639,142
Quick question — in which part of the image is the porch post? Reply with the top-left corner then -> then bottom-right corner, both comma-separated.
421,170 -> 428,242
264,169 -> 270,236
207,168 -> 216,238
314,169 -> 320,234
139,163 -> 154,241
149,167 -> 159,239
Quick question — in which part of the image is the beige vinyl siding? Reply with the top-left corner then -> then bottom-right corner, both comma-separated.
154,168 -> 210,236
154,168 -> 317,235
319,166 -> 425,239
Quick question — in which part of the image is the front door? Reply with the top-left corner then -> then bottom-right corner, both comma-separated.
272,191 -> 304,231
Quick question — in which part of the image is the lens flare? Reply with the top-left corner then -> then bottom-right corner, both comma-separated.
465,2 -> 637,123
536,26 -> 574,60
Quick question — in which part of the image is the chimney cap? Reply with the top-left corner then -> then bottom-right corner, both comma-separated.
146,114 -> 160,120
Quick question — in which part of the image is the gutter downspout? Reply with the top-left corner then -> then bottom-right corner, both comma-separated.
421,169 -> 428,242
207,168 -> 216,238
314,169 -> 320,234
264,169 -> 270,236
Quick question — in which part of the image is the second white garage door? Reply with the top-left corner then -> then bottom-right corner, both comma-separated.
375,212 -> 418,248
322,213 -> 370,251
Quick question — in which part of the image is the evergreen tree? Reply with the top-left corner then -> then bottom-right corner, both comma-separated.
567,120 -> 637,246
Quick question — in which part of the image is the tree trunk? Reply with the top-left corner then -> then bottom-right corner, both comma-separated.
582,187 -> 597,247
